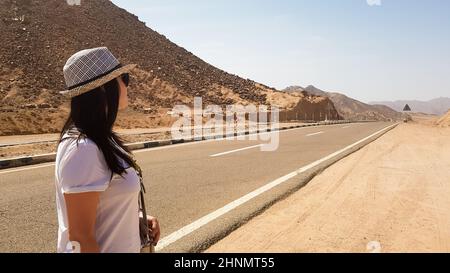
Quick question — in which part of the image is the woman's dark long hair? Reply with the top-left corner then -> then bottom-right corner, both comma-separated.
57,78 -> 134,180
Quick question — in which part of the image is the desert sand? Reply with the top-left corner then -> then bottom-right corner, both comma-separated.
207,117 -> 450,253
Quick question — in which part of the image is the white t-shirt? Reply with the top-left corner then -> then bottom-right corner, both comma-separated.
55,131 -> 141,253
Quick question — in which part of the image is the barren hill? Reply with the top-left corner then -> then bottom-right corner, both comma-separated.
284,85 -> 402,121
0,0 -> 340,135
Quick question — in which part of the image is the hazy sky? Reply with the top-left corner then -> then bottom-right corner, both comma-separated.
111,0 -> 450,103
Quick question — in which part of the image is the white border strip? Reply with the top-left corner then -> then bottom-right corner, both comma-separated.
155,123 -> 398,251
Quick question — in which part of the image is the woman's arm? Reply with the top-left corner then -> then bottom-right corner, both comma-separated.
64,192 -> 101,253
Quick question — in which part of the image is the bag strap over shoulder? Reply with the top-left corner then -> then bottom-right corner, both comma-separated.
130,156 -> 154,250
109,137 -> 153,250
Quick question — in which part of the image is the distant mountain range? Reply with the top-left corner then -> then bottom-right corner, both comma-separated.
284,86 -> 402,121
369,98 -> 450,116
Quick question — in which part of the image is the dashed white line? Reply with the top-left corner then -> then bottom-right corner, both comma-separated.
135,123 -> 352,154
0,122 -> 367,174
210,144 -> 262,158
155,123 -> 398,251
306,131 -> 324,137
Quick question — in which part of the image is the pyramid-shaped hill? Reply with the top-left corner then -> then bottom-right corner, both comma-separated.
0,0 -> 341,135
284,85 -> 402,121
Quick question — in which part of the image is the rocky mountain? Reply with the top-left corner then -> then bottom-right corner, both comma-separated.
284,85 -> 402,121
370,98 -> 450,116
264,89 -> 342,121
0,0 -> 339,135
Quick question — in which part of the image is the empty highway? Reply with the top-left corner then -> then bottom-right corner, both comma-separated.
0,122 -> 394,252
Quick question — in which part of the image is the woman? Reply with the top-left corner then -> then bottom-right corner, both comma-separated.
55,47 -> 160,253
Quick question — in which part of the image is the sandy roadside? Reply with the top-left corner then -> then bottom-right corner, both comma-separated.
0,132 -> 169,159
206,119 -> 450,253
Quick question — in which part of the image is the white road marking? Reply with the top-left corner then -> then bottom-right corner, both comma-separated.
342,125 -> 351,129
306,131 -> 324,137
210,144 -> 262,158
0,124 -> 325,174
134,122 -> 353,153
0,122 -> 373,174
155,123 -> 398,251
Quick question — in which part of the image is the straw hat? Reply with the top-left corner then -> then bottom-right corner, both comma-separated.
60,47 -> 136,98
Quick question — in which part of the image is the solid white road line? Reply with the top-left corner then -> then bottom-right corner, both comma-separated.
210,144 -> 262,158
306,131 -> 324,137
342,126 -> 351,129
155,123 -> 398,251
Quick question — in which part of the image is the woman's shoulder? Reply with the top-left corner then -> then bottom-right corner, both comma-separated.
57,134 -> 110,177
58,132 -> 101,160
56,134 -> 112,192
61,131 -> 97,147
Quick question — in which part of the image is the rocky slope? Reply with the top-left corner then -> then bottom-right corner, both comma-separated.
284,85 -> 402,121
0,0 -> 339,135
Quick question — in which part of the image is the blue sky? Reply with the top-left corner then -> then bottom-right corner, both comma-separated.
111,0 -> 450,102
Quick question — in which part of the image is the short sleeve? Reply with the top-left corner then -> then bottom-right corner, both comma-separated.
59,140 -> 111,194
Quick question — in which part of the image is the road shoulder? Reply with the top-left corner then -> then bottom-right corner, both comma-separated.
206,122 -> 450,253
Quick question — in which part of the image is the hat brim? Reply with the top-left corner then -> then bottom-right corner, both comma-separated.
59,64 -> 137,98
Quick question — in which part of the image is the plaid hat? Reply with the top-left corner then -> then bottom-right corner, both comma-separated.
60,47 -> 136,98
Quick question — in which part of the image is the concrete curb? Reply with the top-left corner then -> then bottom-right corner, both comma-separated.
0,153 -> 56,169
159,123 -> 398,253
0,120 -> 353,170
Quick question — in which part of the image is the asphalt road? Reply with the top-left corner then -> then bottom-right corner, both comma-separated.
0,122 -> 393,252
